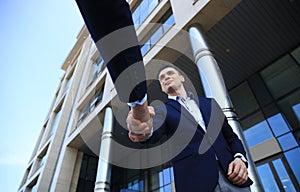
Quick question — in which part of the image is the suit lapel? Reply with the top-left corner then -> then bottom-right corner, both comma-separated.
198,98 -> 211,129
167,99 -> 197,125
167,98 -> 211,134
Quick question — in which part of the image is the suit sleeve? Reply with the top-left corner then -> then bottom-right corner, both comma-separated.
75,0 -> 147,103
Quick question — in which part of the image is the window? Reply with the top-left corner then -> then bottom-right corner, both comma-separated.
278,90 -> 300,130
149,167 -> 174,192
284,147 -> 300,184
89,87 -> 104,112
229,48 -> 300,191
48,109 -> 62,138
291,46 -> 300,64
126,179 -> 144,191
256,154 -> 300,192
87,57 -> 105,87
257,164 -> 280,192
21,165 -> 32,185
140,10 -> 175,56
64,74 -> 74,93
272,159 -> 297,192
277,133 -> 298,151
243,119 -> 274,147
260,55 -> 300,99
230,82 -> 260,118
28,184 -> 37,192
292,103 -> 300,121
77,86 -> 104,126
267,113 -> 291,137
27,177 -> 38,192
132,0 -> 160,27
76,154 -> 99,192
111,163 -> 174,192
37,151 -> 47,170
77,104 -> 89,126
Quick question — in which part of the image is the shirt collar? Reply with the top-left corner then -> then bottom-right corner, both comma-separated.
168,92 -> 194,101
168,95 -> 178,101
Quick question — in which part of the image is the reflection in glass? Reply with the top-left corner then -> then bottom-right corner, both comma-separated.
244,120 -> 273,147
278,133 -> 298,151
145,166 -> 174,191
163,184 -> 172,192
272,159 -> 296,192
260,55 -> 300,99
230,82 -> 259,118
37,153 -> 47,169
132,0 -> 159,27
64,74 -> 73,93
291,46 -> 300,64
268,113 -> 290,136
87,58 -> 104,88
151,27 -> 163,45
163,15 -> 175,32
284,148 -> 300,184
257,163 -> 280,192
278,90 -> 300,130
140,11 -> 174,56
292,103 -> 300,121
49,110 -> 62,137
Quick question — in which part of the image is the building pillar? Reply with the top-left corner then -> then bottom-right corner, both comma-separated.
95,107 -> 113,192
188,24 -> 263,192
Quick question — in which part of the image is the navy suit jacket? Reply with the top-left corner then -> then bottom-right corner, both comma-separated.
147,97 -> 253,192
76,0 -> 147,103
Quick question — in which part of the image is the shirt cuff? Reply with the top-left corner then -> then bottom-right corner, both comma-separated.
234,153 -> 246,159
234,153 -> 248,166
127,94 -> 147,107
148,127 -> 154,138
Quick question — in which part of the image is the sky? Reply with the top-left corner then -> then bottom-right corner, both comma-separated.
0,0 -> 84,191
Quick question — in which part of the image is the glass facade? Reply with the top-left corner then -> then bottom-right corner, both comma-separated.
140,9 -> 175,56
257,163 -> 280,192
47,109 -> 62,140
64,73 -> 74,94
111,164 -> 174,192
87,57 -> 105,88
230,46 -> 300,191
76,154 -> 98,192
132,0 -> 160,28
77,86 -> 104,126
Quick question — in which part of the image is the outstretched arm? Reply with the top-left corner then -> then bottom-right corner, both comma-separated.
75,0 -> 150,125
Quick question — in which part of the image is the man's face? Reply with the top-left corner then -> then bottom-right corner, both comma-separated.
158,67 -> 184,94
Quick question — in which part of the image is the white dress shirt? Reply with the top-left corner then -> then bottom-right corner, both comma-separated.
168,93 -> 206,131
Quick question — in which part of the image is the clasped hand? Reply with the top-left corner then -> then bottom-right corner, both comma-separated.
227,158 -> 248,185
126,106 -> 155,142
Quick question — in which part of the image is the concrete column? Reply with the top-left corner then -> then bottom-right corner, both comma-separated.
95,107 -> 113,192
188,24 -> 263,192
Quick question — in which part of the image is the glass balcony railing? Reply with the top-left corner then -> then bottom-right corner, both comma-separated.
132,0 -> 160,28
140,12 -> 174,56
77,87 -> 104,126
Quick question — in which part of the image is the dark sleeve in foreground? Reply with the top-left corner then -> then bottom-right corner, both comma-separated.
75,0 -> 147,103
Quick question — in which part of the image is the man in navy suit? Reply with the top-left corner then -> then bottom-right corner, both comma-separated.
127,64 -> 253,191
75,0 -> 151,123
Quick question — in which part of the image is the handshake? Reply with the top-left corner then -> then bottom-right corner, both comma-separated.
126,101 -> 155,142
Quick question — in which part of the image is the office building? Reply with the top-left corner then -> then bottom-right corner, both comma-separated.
18,0 -> 300,191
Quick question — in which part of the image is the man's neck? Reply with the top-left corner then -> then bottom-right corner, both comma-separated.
168,87 -> 187,99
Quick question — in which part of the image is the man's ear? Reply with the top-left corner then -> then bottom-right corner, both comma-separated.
180,75 -> 185,83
